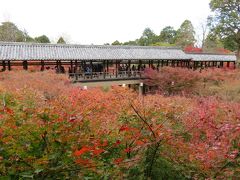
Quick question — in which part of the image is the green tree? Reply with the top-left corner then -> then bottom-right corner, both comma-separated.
57,37 -> 66,44
23,30 -> 35,42
175,20 -> 196,48
159,26 -> 177,44
138,28 -> 158,46
209,0 -> 240,60
123,40 -> 138,46
111,40 -> 122,45
222,35 -> 238,52
35,35 -> 51,43
0,22 -> 25,42
203,32 -> 224,52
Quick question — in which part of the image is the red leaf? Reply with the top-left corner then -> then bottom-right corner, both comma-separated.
124,148 -> 132,153
75,158 -> 90,165
119,125 -> 131,132
74,147 -> 90,156
114,140 -> 121,146
114,158 -> 123,164
93,149 -> 104,156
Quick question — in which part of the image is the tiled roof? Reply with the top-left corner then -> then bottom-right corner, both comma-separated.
188,53 -> 237,62
0,42 -> 190,61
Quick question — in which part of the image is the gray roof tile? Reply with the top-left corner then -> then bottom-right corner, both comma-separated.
188,53 -> 236,61
0,42 -> 190,61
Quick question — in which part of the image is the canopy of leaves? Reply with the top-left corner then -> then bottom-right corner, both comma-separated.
0,70 -> 239,179
209,0 -> 240,58
175,20 -> 196,48
111,40 -> 122,45
57,37 -> 66,44
138,28 -> 159,46
159,26 -> 176,44
0,22 -> 25,42
35,35 -> 51,43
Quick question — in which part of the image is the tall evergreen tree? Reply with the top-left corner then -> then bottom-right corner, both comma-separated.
111,40 -> 122,45
57,37 -> 66,44
175,20 -> 196,48
138,28 -> 158,46
159,26 -> 177,44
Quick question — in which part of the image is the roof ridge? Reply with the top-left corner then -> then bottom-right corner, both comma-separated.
0,41 -> 181,50
186,52 -> 236,56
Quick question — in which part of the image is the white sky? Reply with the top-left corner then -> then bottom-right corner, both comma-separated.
0,0 -> 211,45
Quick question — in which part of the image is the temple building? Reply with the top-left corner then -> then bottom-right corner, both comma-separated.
0,42 -> 237,85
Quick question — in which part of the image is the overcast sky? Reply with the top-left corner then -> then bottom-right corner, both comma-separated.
0,0 -> 211,45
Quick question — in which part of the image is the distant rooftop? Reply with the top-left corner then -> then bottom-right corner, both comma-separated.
187,52 -> 237,61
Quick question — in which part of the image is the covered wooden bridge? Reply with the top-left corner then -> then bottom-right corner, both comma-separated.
0,42 -> 237,83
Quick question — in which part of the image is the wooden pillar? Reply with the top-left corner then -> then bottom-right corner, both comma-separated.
161,60 -> 164,67
115,60 -> 118,78
128,60 -> 131,77
208,61 -> 211,67
180,61 -> 183,67
233,61 -> 236,69
74,60 -> 78,73
70,60 -> 73,72
90,60 -> 93,79
166,60 -> 169,66
193,61 -> 199,70
41,60 -> 45,71
200,61 -> 203,68
106,60 -> 109,73
7,61 -> 11,71
227,62 -> 230,68
103,60 -> 106,79
139,60 -> 142,71
2,61 -> 6,71
23,60 -> 28,70
148,60 -> 151,68
220,61 -> 223,68
204,61 -> 207,68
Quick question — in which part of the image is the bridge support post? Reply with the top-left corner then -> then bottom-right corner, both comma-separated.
227,62 -> 230,68
115,60 -> 118,78
103,60 -> 106,79
7,61 -> 11,71
23,60 -> 28,70
41,60 -> 45,71
2,61 -> 6,71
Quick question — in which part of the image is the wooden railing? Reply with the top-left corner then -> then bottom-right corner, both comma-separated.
69,71 -> 144,82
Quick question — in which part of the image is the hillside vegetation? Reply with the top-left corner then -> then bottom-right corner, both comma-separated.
0,70 -> 239,179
